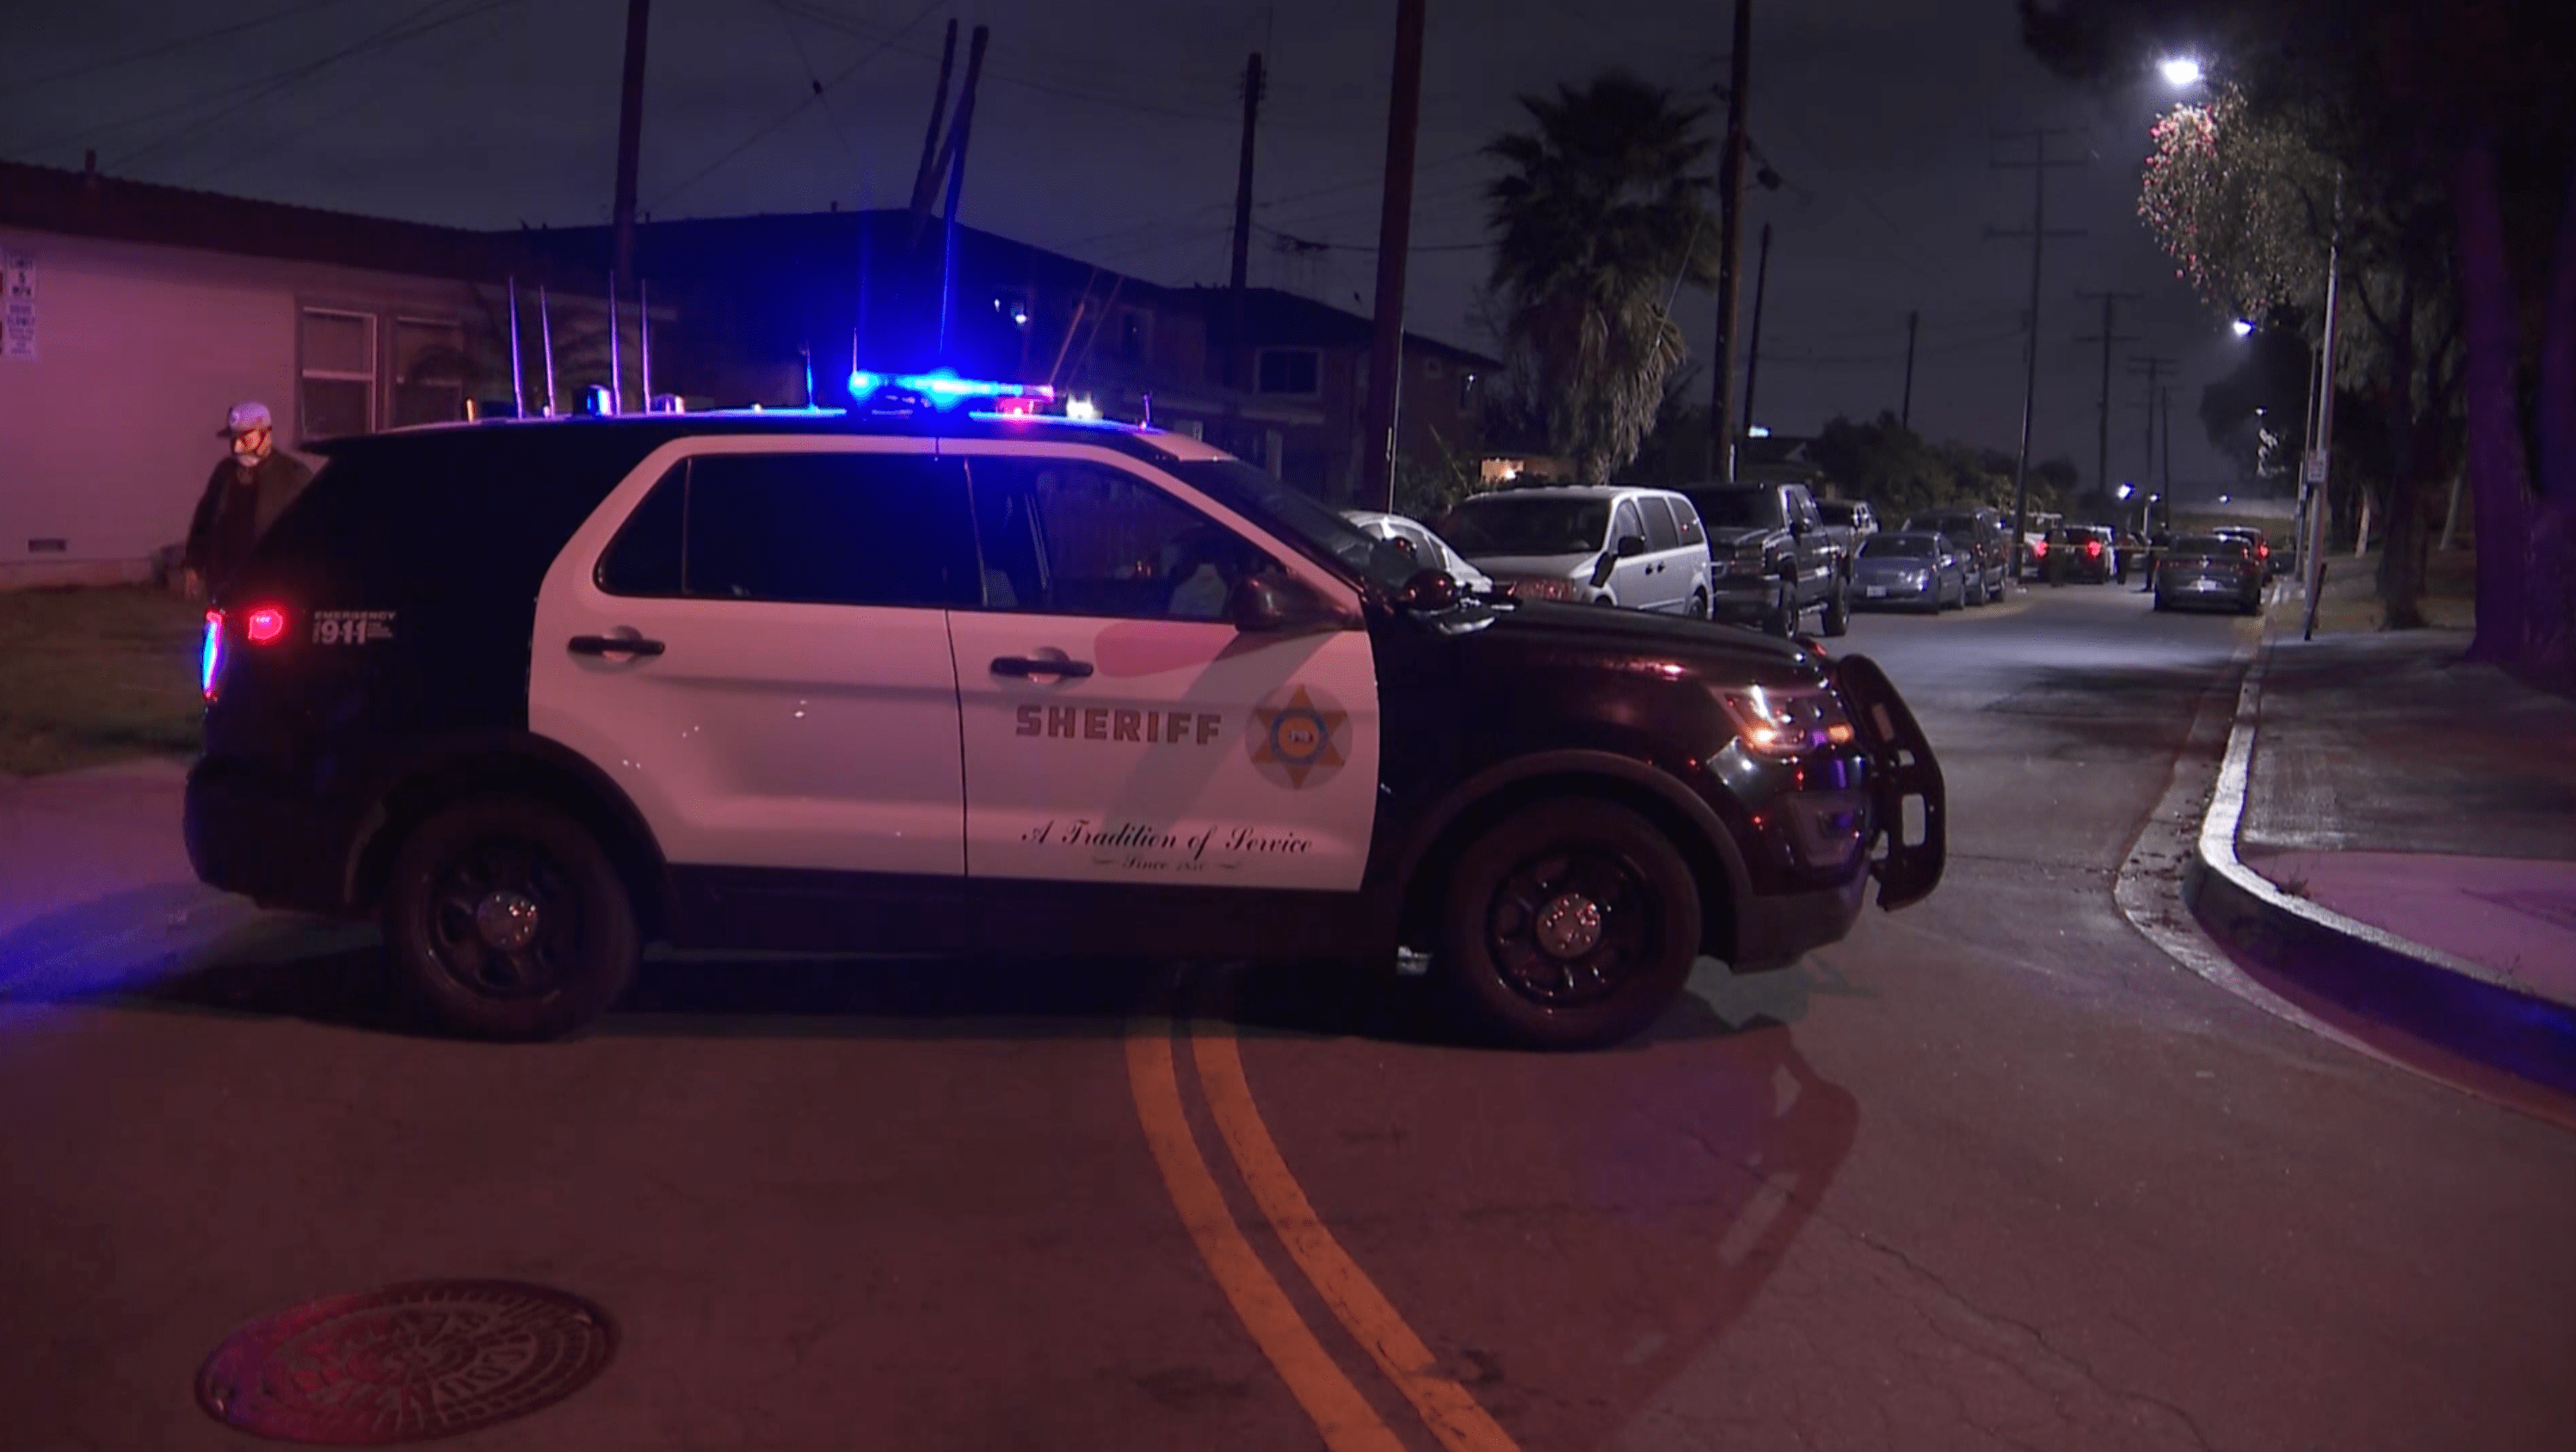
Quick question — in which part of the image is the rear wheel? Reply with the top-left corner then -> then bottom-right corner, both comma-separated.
1439,798 -> 1702,1050
381,797 -> 640,1040
1688,588 -> 1710,620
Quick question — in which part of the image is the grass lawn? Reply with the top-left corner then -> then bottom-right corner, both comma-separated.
0,586 -> 206,777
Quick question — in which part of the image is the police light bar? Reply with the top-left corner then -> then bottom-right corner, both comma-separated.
847,368 -> 1055,406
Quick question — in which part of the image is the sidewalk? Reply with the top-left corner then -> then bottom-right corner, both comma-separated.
2184,551 -> 2576,1095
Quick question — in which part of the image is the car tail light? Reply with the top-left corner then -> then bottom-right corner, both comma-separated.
2086,540 -> 2103,558
2031,538 -> 2049,557
244,605 -> 288,643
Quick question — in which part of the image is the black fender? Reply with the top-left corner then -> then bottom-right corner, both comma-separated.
341,730 -> 672,929
1364,748 -> 1755,957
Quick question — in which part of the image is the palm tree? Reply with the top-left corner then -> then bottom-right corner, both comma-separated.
1485,71 -> 1719,483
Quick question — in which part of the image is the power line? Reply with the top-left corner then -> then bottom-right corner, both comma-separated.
648,0 -> 947,212
15,0 -> 375,95
110,0 -> 520,172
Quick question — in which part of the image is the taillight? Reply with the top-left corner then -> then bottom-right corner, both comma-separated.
2031,539 -> 2049,557
245,606 -> 288,644
2256,544 -> 2270,559
200,611 -> 225,702
2086,540 -> 2103,558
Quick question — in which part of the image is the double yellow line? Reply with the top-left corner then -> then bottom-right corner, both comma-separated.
1126,1005 -> 1521,1452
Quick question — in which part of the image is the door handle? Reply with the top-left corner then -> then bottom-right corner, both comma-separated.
568,634 -> 665,658
991,655 -> 1094,680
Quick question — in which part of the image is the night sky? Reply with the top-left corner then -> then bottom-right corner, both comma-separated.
4,0 -> 2252,495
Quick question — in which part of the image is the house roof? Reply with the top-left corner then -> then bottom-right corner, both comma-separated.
0,166 -> 1500,365
0,157 -> 527,283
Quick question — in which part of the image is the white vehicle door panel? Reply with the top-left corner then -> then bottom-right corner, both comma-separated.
529,438 -> 968,876
945,442 -> 1379,893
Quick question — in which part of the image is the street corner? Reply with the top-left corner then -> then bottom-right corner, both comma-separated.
2181,644 -> 2576,1105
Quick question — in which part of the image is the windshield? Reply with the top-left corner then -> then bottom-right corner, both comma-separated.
1860,533 -> 1936,558
1440,497 -> 1612,556
1682,489 -> 1784,531
1169,458 -> 1419,594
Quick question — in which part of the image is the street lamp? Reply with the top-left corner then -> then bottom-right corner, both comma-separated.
2159,56 -> 2205,88
2116,483 -> 2135,501
2231,318 -> 2255,337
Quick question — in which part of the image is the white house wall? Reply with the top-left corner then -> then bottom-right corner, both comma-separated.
0,229 -> 495,587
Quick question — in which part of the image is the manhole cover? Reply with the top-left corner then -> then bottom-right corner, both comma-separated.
195,1279 -> 615,1445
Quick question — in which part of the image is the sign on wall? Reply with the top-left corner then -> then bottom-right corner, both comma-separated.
3,251 -> 34,361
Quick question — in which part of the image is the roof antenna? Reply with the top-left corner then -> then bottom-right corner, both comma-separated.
638,276 -> 654,410
607,271 -> 624,415
539,284 -> 559,416
507,276 -> 526,418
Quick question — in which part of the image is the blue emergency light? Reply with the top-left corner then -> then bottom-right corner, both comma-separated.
848,367 -> 1055,408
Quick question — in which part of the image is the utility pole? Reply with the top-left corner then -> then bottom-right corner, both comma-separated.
1227,52 -> 1266,392
908,21 -> 960,220
932,25 -> 993,357
2160,383 -> 2175,531
1706,0 -> 1752,480
2300,174 -> 2345,641
2126,354 -> 2175,483
1900,309 -> 1919,430
1362,0 -> 1427,511
2074,288 -> 2142,505
610,0 -> 653,292
1987,126 -> 2086,563
912,26 -> 989,244
1741,221 -> 1774,434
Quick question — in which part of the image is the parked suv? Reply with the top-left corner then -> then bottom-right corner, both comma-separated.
1439,485 -> 1714,617
184,389 -> 1943,1050
1901,507 -> 2009,603
2040,524 -> 2117,584
1677,480 -> 1852,637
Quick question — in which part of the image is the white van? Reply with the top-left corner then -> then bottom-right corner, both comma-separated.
1439,485 -> 1715,616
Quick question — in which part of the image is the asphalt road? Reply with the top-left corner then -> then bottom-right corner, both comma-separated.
3,582 -> 2572,1451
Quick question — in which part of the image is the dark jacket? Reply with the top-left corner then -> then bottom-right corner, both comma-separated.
183,452 -> 313,596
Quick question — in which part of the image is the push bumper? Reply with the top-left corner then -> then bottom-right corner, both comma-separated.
1831,654 -> 1945,910
182,756 -> 353,914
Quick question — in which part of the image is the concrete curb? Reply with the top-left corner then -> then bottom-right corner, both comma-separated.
2180,634 -> 2576,1098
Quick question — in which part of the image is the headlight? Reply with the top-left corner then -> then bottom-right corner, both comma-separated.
1718,684 -> 1857,757
1507,575 -> 1582,601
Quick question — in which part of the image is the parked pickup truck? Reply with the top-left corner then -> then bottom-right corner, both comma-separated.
1678,480 -> 1852,638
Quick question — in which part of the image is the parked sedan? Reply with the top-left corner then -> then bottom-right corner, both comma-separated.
1852,531 -> 1968,612
2213,526 -> 2286,577
1901,507 -> 2009,604
2153,534 -> 2265,614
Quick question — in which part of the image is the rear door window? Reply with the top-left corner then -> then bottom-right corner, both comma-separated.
598,450 -> 977,608
1637,497 -> 1682,552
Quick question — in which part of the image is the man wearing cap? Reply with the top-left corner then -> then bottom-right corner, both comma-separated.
182,402 -> 313,601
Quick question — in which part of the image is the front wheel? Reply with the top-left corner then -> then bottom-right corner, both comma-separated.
1439,798 -> 1702,1049
381,797 -> 641,1040
1687,588 -> 1710,621
1821,580 -> 1851,637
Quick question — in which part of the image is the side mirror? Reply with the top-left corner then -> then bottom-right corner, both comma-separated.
1392,567 -> 1464,612
1616,533 -> 1648,558
1229,573 -> 1347,635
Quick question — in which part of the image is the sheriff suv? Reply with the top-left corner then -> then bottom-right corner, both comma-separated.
186,385 -> 1943,1049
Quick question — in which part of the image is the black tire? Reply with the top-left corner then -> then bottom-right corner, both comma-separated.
1963,575 -> 1987,608
381,797 -> 640,1041
1821,580 -> 1852,637
1688,588 -> 1710,621
1766,586 -> 1796,637
1438,798 -> 1703,1050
